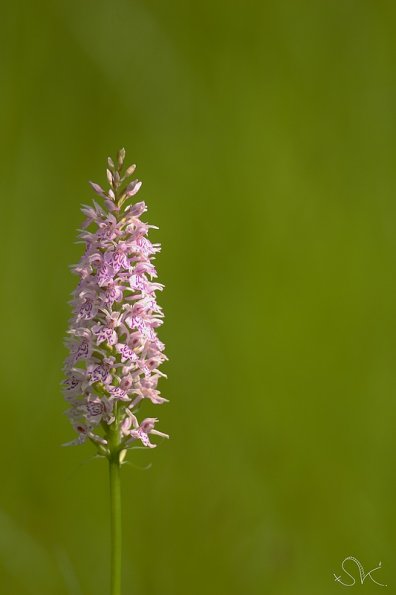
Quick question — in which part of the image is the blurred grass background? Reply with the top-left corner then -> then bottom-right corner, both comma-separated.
1,0 -> 396,593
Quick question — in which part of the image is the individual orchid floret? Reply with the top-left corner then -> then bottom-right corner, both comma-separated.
121,412 -> 169,448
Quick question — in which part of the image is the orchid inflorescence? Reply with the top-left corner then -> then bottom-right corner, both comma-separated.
63,149 -> 168,458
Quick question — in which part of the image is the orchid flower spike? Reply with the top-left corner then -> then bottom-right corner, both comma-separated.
63,149 -> 168,459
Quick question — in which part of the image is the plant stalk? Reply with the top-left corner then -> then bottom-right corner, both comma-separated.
109,454 -> 122,595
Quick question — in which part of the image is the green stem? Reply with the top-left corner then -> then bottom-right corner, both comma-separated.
109,454 -> 122,595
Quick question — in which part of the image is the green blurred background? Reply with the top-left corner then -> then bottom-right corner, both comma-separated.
1,0 -> 396,593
